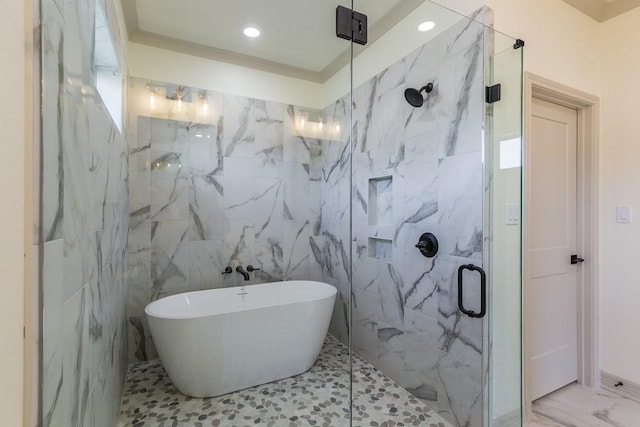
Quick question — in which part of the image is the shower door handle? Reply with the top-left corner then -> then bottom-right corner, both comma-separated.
457,264 -> 487,318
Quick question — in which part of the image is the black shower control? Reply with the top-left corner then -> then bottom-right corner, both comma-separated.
222,267 -> 233,274
247,265 -> 260,272
415,233 -> 438,258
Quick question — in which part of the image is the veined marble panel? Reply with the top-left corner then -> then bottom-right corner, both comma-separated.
61,89 -> 92,301
187,240 -> 225,289
62,0 -> 95,102
130,116 -> 151,173
42,239 -> 65,426
150,149 -> 189,221
255,100 -> 284,165
223,94 -> 255,159
188,173 -> 224,240
62,286 -> 90,426
283,161 -> 311,221
187,121 -> 223,177
438,152 -> 483,259
282,220 -> 311,280
42,0 -> 130,424
253,178 -> 284,280
41,2 -> 64,242
150,220 -> 190,295
223,157 -> 255,221
438,42 -> 484,158
353,288 -> 379,362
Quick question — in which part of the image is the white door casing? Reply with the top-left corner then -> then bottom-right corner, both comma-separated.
528,98 -> 579,401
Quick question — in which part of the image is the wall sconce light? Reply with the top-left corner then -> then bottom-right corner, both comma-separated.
146,84 -> 160,110
199,91 -> 209,116
165,85 -> 190,113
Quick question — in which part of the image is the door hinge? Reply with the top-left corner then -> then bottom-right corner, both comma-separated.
336,6 -> 368,45
486,84 -> 502,104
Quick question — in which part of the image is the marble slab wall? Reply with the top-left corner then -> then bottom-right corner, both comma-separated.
127,79 -> 331,362
40,0 -> 129,426
322,14 -> 486,427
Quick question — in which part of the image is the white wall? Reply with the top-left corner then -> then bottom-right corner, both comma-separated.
0,0 -> 26,424
599,6 -> 640,385
128,43 -> 325,109
487,0 -> 640,388
485,0 -> 601,96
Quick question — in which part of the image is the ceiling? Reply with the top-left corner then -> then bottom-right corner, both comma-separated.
561,0 -> 640,21
122,0 -> 640,83
122,0 -> 426,83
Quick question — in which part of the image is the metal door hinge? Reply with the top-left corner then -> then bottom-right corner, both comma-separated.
336,6 -> 368,45
486,84 -> 501,104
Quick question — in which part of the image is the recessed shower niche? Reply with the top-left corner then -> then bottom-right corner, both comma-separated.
367,174 -> 394,262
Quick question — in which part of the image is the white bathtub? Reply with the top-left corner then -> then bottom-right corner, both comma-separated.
145,280 -> 337,398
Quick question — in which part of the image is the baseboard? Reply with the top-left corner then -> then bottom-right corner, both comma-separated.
601,371 -> 640,403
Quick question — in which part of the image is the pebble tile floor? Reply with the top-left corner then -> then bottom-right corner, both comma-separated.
118,336 -> 451,427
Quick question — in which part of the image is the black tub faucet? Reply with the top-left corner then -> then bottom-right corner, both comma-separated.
235,266 -> 250,281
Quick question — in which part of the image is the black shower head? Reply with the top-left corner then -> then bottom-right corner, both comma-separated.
404,82 -> 434,107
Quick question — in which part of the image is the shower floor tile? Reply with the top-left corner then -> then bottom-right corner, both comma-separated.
118,336 -> 451,427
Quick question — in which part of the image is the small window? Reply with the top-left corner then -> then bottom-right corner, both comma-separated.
499,137 -> 521,170
94,1 -> 123,132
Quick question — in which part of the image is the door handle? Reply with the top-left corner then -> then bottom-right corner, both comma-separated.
571,255 -> 585,264
457,264 -> 487,318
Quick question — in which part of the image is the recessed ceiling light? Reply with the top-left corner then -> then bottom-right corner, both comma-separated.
243,26 -> 261,38
417,21 -> 436,32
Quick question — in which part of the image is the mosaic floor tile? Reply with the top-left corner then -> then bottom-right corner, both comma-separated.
118,336 -> 451,427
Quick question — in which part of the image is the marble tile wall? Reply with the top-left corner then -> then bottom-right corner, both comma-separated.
40,0 -> 129,426
127,79 -> 330,362
321,14 -> 487,427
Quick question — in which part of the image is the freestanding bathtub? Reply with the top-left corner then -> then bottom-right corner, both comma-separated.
145,280 -> 337,398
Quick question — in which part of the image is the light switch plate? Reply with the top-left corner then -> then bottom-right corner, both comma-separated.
506,204 -> 520,225
616,205 -> 632,223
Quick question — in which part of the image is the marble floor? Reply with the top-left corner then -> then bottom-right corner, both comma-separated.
529,383 -> 640,427
118,335 -> 451,427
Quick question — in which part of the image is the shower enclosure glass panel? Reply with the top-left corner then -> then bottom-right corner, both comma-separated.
349,1 -> 524,426
124,0 -> 355,425
485,30 -> 524,427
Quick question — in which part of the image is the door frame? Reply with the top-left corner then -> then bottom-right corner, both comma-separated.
522,72 -> 600,419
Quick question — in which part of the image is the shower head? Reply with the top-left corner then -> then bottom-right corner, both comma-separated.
404,82 -> 434,107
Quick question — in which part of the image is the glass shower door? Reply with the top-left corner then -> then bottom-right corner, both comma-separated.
347,1 -> 524,426
348,1 -> 494,425
484,29 -> 524,427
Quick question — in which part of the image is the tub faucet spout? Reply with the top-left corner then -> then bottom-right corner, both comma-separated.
235,266 -> 250,281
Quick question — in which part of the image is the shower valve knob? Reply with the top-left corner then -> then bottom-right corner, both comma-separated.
416,233 -> 439,258
222,267 -> 233,274
247,265 -> 260,272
